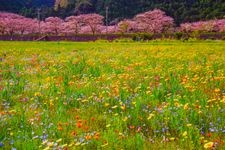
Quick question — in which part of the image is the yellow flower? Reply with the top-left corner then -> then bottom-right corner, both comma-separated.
9,110 -> 16,114
112,105 -> 118,109
56,138 -> 62,143
198,110 -> 202,114
10,132 -> 13,136
106,124 -> 111,128
132,101 -> 136,105
114,113 -> 118,116
187,124 -> 192,127
46,77 -> 51,82
69,142 -> 74,147
104,103 -> 110,107
214,88 -> 220,93
81,99 -> 88,103
204,142 -> 214,149
62,144 -> 68,148
34,92 -> 41,97
183,103 -> 189,110
121,105 -> 126,111
43,146 -> 50,150
75,142 -> 81,146
50,100 -> 54,107
123,117 -> 128,122
47,142 -> 54,147
42,140 -> 48,145
182,131 -> 187,137
147,113 -> 155,120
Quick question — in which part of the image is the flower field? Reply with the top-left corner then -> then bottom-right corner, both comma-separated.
0,41 -> 225,149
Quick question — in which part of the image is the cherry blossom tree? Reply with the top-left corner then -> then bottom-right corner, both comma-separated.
14,18 -> 36,35
0,19 -> 7,35
0,12 -> 24,20
179,19 -> 225,33
106,25 -> 119,34
64,16 -> 82,35
1,10 -> 224,37
118,19 -> 136,34
80,26 -> 92,34
0,12 -> 26,36
27,19 -> 40,34
133,9 -> 174,33
78,13 -> 104,35
216,19 -> 225,32
5,18 -> 19,36
43,17 -> 64,35
98,25 -> 119,34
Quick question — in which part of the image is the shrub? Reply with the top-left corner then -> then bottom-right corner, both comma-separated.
132,33 -> 154,41
222,36 -> 225,40
174,32 -> 184,40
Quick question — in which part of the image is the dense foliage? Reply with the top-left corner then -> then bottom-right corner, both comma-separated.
0,0 -> 225,24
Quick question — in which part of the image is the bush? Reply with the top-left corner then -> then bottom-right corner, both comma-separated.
222,36 -> 225,40
132,33 -> 154,41
191,31 -> 201,39
132,34 -> 140,41
174,32 -> 184,40
114,38 -> 133,43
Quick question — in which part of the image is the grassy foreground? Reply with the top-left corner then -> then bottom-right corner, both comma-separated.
0,41 -> 225,149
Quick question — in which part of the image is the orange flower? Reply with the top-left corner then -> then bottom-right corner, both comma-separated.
57,122 -> 63,131
58,126 -> 63,131
85,135 -> 92,140
94,135 -> 99,140
207,132 -> 212,137
71,131 -> 77,136
84,126 -> 89,131
94,132 -> 100,140
91,117 -> 95,121
129,125 -> 135,129
0,111 -> 6,115
76,122 -> 82,128
75,115 -> 79,120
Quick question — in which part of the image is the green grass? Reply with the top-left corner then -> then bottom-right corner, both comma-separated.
0,40 -> 225,149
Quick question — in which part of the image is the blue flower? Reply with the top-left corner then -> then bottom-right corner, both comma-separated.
0,142 -> 4,147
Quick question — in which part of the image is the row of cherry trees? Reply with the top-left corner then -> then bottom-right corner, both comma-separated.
180,19 -> 225,33
1,9 -> 225,36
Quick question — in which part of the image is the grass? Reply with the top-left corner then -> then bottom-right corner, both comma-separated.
0,40 -> 225,149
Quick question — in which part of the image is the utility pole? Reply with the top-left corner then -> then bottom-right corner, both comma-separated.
106,6 -> 109,34
37,8 -> 41,34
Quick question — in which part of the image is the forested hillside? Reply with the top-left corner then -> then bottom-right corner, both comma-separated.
0,0 -> 225,24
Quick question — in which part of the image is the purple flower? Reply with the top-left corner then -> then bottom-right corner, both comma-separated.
0,142 -> 4,147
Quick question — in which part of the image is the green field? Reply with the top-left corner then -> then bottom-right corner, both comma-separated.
0,41 -> 225,149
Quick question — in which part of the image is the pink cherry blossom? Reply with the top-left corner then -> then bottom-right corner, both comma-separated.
134,9 -> 174,33
42,17 -> 64,35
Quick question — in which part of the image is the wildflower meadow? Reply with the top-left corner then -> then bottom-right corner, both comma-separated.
0,41 -> 225,149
